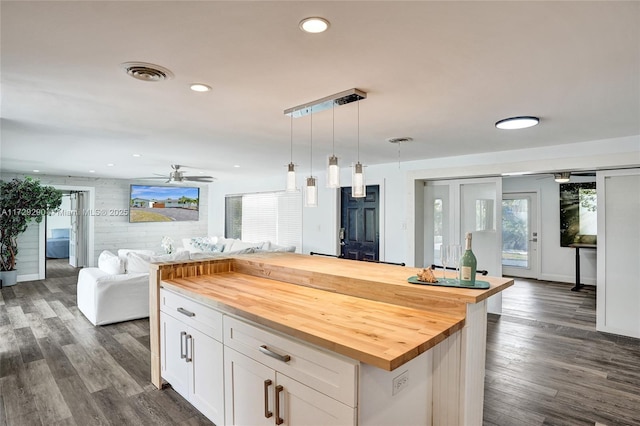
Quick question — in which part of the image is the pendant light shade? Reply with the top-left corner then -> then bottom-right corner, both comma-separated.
286,162 -> 297,192
305,176 -> 318,207
327,155 -> 340,188
351,100 -> 366,198
352,162 -> 365,198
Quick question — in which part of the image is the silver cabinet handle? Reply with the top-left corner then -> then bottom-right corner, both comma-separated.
180,331 -> 187,359
275,385 -> 284,425
185,334 -> 193,363
264,379 -> 273,418
177,307 -> 195,317
259,345 -> 291,363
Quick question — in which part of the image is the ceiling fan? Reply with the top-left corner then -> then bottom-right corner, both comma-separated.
137,165 -> 215,183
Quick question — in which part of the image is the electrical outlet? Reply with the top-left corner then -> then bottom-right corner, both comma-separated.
392,370 -> 409,395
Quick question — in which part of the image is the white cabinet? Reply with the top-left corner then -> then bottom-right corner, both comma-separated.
225,347 -> 356,426
160,289 -> 224,425
224,317 -> 357,426
161,288 -> 359,425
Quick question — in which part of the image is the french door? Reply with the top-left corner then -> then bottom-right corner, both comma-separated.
502,192 -> 539,279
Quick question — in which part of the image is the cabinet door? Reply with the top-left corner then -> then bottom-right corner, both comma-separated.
225,348 -> 275,426
160,312 -> 189,398
189,327 -> 224,426
276,373 -> 356,426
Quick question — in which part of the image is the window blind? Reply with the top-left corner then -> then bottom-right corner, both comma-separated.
224,191 -> 302,252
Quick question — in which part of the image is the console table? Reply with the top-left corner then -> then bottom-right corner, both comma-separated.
568,243 -> 597,291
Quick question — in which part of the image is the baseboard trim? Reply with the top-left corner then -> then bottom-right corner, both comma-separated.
539,273 -> 596,286
17,273 -> 40,283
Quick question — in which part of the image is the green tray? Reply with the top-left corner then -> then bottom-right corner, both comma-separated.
407,276 -> 490,289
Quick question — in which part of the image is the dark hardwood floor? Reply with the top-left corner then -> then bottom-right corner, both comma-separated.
1,261 -> 639,425
484,279 -> 640,426
0,259 -> 210,425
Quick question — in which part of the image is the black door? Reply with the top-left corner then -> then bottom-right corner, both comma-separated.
340,185 -> 380,261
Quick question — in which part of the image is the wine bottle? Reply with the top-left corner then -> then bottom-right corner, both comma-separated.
459,232 -> 477,285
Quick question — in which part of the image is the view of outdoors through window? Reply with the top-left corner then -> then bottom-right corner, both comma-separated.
502,198 -> 529,268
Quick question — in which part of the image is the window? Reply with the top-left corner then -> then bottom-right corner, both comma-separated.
225,191 -> 302,251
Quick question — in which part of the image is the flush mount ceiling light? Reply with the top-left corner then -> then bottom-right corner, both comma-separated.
495,116 -> 540,130
190,83 -> 212,92
299,17 -> 330,33
121,62 -> 174,82
554,172 -> 571,183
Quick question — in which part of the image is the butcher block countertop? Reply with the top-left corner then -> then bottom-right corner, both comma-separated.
157,253 -> 513,371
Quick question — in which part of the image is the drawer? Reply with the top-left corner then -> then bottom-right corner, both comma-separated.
224,316 -> 358,407
160,287 -> 223,342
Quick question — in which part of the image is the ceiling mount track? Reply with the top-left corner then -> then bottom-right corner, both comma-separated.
284,88 -> 366,118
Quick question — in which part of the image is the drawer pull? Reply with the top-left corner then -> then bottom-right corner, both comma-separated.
259,345 -> 291,363
180,331 -> 187,359
263,379 -> 273,418
177,307 -> 195,317
275,385 -> 284,425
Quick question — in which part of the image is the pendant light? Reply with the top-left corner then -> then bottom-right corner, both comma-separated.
352,100 -> 366,198
286,114 -> 297,192
305,110 -> 318,207
327,103 -> 340,188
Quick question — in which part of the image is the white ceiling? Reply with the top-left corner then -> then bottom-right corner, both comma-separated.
1,1 -> 639,182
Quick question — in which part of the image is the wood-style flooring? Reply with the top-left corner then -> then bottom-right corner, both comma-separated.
1,261 -> 639,425
484,279 -> 640,426
0,259 -> 210,425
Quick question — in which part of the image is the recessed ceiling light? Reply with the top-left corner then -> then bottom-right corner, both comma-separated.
299,17 -> 330,33
33,169 -> 40,173
233,165 -> 240,168
89,170 -> 96,173
132,154 -> 141,157
107,163 -> 115,167
495,116 -> 540,130
190,83 -> 212,92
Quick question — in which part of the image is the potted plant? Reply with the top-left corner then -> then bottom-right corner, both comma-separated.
0,177 -> 62,286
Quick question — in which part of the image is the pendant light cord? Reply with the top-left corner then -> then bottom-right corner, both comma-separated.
310,109 -> 313,176
332,102 -> 335,156
290,114 -> 293,163
357,100 -> 360,163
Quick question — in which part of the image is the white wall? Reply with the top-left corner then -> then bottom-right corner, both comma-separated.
502,174 -> 597,284
1,173 -> 209,280
47,195 -> 71,237
210,135 -> 639,273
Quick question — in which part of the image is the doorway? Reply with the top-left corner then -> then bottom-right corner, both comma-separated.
340,185 -> 380,261
40,185 -> 94,279
502,192 -> 539,279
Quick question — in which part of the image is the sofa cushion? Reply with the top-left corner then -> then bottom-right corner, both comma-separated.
126,251 -> 191,274
98,250 -> 125,275
264,242 -> 297,252
224,239 -> 264,252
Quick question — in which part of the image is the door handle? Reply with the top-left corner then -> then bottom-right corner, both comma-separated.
177,307 -> 195,317
259,345 -> 291,363
529,238 -> 538,242
180,331 -> 187,359
275,385 -> 284,425
185,334 -> 193,363
264,379 -> 273,418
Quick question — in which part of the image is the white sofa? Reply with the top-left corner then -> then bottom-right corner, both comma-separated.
77,249 -> 188,326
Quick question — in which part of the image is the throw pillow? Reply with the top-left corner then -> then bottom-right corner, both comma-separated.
98,250 -> 125,275
126,252 -> 152,274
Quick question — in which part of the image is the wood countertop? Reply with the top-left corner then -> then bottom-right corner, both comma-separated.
162,271 -> 465,371
231,252 -> 513,313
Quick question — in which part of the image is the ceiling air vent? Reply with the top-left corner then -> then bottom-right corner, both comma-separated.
121,62 -> 174,82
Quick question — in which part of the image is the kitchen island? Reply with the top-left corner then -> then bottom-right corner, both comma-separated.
149,252 -> 513,425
